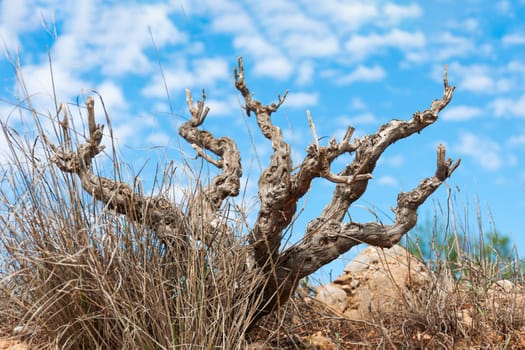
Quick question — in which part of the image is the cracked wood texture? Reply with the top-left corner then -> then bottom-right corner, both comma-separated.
46,57 -> 459,332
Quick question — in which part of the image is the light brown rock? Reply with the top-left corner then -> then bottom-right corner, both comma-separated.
303,331 -> 336,350
486,279 -> 525,323
0,339 -> 30,350
316,245 -> 431,321
315,283 -> 347,314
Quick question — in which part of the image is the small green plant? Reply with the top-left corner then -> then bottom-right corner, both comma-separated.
404,203 -> 523,284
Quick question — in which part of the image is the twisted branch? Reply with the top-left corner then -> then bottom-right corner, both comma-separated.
179,89 -> 242,242
45,97 -> 186,242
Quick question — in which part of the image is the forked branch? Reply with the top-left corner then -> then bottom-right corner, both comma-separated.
279,145 -> 460,278
179,89 -> 242,241
45,97 -> 186,242
314,66 -> 456,225
235,57 -> 293,267
236,61 -> 459,324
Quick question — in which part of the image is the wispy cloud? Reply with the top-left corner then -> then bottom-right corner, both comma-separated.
203,95 -> 242,118
345,29 -> 425,60
337,113 -> 378,126
337,65 -> 386,85
434,32 -> 476,60
377,175 -> 399,187
142,57 -> 230,97
378,154 -> 405,168
441,105 -> 484,121
0,0 -> 56,53
453,132 -> 503,171
382,3 -> 422,23
508,134 -> 525,146
502,32 -> 525,46
490,94 -> 525,118
284,91 -> 319,109
440,62 -> 515,95
253,56 -> 293,80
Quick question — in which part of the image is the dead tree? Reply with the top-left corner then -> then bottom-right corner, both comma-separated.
45,57 -> 459,330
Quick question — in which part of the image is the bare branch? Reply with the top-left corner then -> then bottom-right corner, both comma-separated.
234,57 -> 295,267
307,110 -> 319,152
275,143 -> 460,288
46,98 -> 186,242
45,98 -> 105,174
314,68 -> 456,225
235,58 -> 364,268
179,89 -> 242,241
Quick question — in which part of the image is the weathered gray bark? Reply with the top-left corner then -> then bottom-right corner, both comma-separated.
46,57 -> 459,331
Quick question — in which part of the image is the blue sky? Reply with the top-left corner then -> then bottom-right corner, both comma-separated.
1,0 -> 525,279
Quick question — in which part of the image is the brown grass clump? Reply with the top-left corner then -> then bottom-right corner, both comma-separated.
251,264 -> 525,349
0,97 -> 267,348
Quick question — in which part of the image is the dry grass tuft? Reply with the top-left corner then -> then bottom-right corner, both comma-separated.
0,98 -> 268,348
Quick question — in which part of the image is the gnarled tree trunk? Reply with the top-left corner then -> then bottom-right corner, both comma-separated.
45,57 -> 459,331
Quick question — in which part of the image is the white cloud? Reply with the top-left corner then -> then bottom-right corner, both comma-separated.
490,94 -> 525,118
445,18 -> 479,33
95,81 -> 127,112
253,56 -> 293,80
284,92 -> 319,109
508,134 -> 525,146
337,65 -> 386,84
51,2 -> 186,77
142,57 -> 230,98
108,113 -> 158,148
443,62 -> 515,95
377,175 -> 398,187
337,112 -> 377,126
382,3 -> 422,23
434,32 -> 475,60
379,154 -> 405,167
296,61 -> 314,85
233,34 -> 279,57
459,75 -> 493,93
146,131 -> 172,147
233,33 -> 295,80
19,61 -> 88,104
441,105 -> 483,121
258,9 -> 328,38
350,97 -> 366,110
502,33 -> 525,46
496,0 -> 511,14
210,12 -> 255,34
205,95 -> 241,117
507,61 -> 525,74
0,0 -> 56,54
283,33 -> 339,58
345,29 -> 425,60
463,18 -> 479,32
308,2 -> 378,32
453,132 -> 502,171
